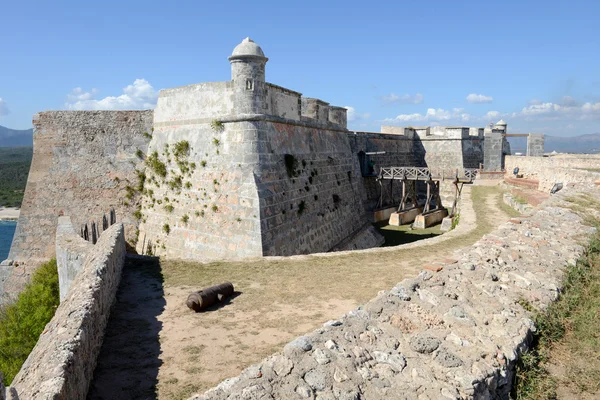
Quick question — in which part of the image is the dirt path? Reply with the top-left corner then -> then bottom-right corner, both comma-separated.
89,184 -> 514,399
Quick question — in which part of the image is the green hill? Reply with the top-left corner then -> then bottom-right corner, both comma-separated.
0,147 -> 33,207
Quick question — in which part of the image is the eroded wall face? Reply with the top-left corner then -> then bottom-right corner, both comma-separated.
3,111 -> 151,300
134,120 -> 263,261
8,111 -> 152,262
256,122 -> 381,256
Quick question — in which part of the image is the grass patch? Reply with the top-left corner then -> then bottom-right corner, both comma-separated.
514,218 -> 600,398
375,221 -> 441,246
0,259 -> 59,385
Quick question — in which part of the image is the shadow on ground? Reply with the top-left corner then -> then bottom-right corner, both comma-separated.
374,221 -> 442,247
88,255 -> 165,400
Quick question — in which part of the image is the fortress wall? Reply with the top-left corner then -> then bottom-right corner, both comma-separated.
255,122 -> 383,256
348,133 -> 417,210
8,222 -> 125,399
266,84 -> 301,121
4,111 -> 152,297
136,83 -> 263,260
191,184 -> 598,400
135,120 -> 263,260
505,155 -> 600,192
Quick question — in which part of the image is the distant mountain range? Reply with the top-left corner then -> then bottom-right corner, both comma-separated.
0,125 -> 33,147
507,133 -> 600,154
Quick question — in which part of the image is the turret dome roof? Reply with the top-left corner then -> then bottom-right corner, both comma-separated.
229,38 -> 267,60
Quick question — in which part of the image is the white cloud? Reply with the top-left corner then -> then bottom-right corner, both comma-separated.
0,98 -> 10,116
344,106 -> 370,122
386,107 -> 474,123
381,93 -> 424,104
65,79 -> 158,110
466,93 -> 494,104
514,101 -> 600,120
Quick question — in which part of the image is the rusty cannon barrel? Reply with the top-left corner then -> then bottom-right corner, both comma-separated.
186,282 -> 234,312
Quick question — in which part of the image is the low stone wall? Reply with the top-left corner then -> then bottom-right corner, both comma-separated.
5,222 -> 126,399
505,155 -> 600,192
55,216 -> 93,302
503,192 -> 534,215
190,184 -> 597,400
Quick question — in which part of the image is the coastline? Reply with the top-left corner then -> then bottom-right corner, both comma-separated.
0,207 -> 20,221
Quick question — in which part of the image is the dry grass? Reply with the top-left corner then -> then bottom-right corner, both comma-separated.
151,185 -> 513,398
514,195 -> 600,399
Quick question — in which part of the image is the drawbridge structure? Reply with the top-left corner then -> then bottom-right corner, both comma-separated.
376,167 -> 478,229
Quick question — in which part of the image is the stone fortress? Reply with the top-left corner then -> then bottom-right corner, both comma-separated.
4,38 -> 544,277
8,38 -> 600,400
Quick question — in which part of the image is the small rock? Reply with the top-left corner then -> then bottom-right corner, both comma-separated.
462,262 -> 476,271
390,286 -> 411,301
333,367 -> 348,383
285,336 -> 312,353
324,320 -> 342,327
409,334 -> 441,354
325,339 -> 338,351
434,348 -> 464,368
295,385 -> 313,398
313,348 -> 330,365
304,368 -> 328,391
270,355 -> 293,377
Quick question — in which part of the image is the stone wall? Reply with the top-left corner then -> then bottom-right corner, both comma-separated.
505,155 -> 600,192
256,122 -> 383,256
5,222 -> 126,399
190,184 -> 598,400
55,216 -> 93,302
4,111 -> 152,298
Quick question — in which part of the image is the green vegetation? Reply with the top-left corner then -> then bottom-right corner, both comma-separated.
173,141 -> 190,160
163,223 -> 171,234
210,120 -> 225,133
181,214 -> 189,224
0,147 -> 33,207
375,221 -> 442,246
146,151 -> 167,178
0,259 -> 59,385
514,226 -> 600,399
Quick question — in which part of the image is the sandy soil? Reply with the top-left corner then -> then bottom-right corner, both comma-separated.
89,184 -> 514,399
0,207 -> 19,220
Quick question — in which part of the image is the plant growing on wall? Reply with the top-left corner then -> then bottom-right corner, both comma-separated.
284,154 -> 299,178
210,120 -> 225,133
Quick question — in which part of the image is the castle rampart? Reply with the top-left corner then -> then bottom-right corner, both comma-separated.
3,110 -> 152,298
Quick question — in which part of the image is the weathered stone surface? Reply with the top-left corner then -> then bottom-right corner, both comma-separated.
3,110 -> 152,300
189,183 -> 599,400
409,334 -> 441,354
7,222 -> 126,399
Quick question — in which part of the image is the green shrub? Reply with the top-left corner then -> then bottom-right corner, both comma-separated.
145,151 -> 167,178
173,140 -> 190,160
0,259 -> 60,385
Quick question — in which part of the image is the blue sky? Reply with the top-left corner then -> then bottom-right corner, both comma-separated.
1,0 -> 599,136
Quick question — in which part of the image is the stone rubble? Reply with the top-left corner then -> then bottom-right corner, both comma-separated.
189,184 -> 598,400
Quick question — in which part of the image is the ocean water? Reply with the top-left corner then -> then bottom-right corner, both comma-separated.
0,221 -> 17,261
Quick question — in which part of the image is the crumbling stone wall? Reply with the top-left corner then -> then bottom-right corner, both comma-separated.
6,221 -> 125,399
4,111 -> 152,298
190,184 -> 597,400
505,155 -> 600,192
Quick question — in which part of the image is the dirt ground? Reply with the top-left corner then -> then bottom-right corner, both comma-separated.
89,184 -> 515,399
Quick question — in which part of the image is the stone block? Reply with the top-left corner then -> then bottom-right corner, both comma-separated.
389,207 -> 423,226
413,209 -> 448,229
